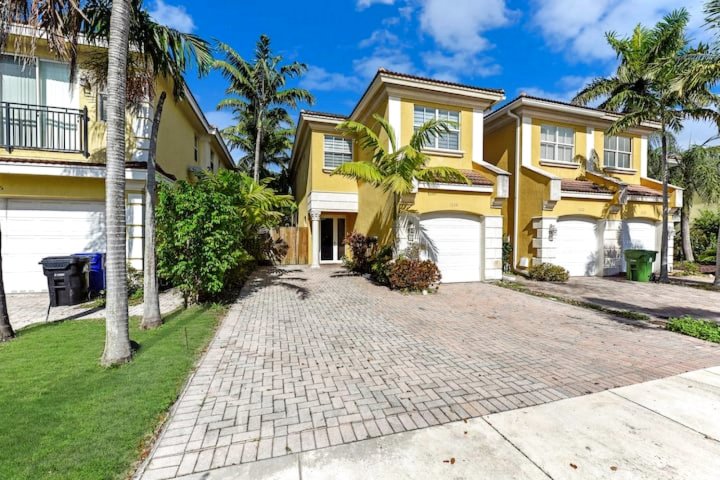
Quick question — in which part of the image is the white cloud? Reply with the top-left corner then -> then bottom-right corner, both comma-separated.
204,111 -> 235,130
518,75 -> 596,102
359,29 -> 399,48
357,0 -> 394,10
531,0 -> 708,63
353,48 -> 417,78
418,0 -> 518,54
422,51 -> 501,81
149,0 -> 195,32
299,66 -> 363,92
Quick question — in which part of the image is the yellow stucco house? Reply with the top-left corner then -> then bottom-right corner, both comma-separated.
0,33 -> 234,293
291,69 -> 511,282
291,71 -> 682,282
485,94 -> 682,277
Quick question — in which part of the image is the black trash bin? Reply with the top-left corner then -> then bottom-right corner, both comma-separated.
39,256 -> 89,307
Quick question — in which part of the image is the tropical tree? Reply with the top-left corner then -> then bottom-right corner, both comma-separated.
214,35 -> 314,182
0,232 -> 13,342
82,0 -> 213,329
332,114 -> 469,249
667,141 -> 720,262
572,9 -> 720,282
222,104 -> 294,187
101,0 -> 133,366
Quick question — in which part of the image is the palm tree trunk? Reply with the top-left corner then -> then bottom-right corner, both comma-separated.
101,0 -> 132,367
0,225 -> 14,342
660,127 -> 670,283
681,201 -> 694,263
714,222 -> 720,288
253,114 -> 263,183
141,91 -> 166,330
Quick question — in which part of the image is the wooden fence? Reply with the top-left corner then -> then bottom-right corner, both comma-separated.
271,227 -> 309,265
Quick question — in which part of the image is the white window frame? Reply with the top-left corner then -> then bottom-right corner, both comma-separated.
323,135 -> 353,170
604,135 -> 632,169
413,105 -> 461,151
540,124 -> 575,164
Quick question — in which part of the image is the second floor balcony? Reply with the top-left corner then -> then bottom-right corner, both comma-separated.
1,101 -> 90,157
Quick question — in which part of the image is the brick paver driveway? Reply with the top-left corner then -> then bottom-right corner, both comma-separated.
140,266 -> 720,479
515,276 -> 720,324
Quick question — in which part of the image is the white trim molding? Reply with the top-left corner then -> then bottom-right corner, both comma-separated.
0,160 -> 157,181
521,116 -> 532,166
640,135 -> 648,178
417,182 -> 493,193
307,191 -> 359,213
561,192 -> 614,201
586,126 -> 594,161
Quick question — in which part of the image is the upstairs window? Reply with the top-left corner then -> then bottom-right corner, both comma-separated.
540,125 -> 575,163
413,105 -> 460,150
604,135 -> 632,169
323,135 -> 352,169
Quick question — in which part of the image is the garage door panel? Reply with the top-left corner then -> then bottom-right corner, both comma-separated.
420,214 -> 482,283
555,219 -> 599,277
2,199 -> 106,293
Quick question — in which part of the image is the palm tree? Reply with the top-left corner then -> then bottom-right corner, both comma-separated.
222,104 -> 294,183
82,0 -> 213,329
332,114 -> 469,249
214,36 -> 314,182
572,9 -> 720,283
668,141 -> 720,262
101,0 -> 133,367
0,229 -> 13,342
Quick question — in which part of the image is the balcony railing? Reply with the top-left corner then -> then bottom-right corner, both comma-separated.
1,102 -> 89,157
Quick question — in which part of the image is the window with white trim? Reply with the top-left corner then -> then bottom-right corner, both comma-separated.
323,135 -> 352,169
604,135 -> 632,169
540,125 -> 575,163
413,105 -> 460,150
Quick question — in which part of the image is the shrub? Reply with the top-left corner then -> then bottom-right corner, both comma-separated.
675,261 -> 701,276
667,316 -> 720,343
527,263 -> 570,282
343,232 -> 372,274
388,258 -> 441,291
370,245 -> 394,285
690,209 -> 720,264
127,264 -> 143,298
157,170 -> 295,304
502,240 -> 513,273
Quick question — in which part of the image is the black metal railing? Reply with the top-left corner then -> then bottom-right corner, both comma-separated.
0,102 -> 89,157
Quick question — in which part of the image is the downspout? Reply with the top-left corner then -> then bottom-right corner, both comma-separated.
506,109 -> 521,271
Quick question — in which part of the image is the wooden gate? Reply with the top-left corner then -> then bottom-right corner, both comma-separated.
271,227 -> 309,265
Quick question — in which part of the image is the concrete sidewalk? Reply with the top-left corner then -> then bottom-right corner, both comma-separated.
172,367 -> 720,480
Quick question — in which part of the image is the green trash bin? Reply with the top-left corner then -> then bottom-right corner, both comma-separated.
624,249 -> 658,282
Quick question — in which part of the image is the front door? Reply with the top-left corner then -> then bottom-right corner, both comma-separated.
320,217 -> 346,262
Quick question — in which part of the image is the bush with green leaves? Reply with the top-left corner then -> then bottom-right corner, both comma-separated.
691,209 -> 720,264
667,316 -> 720,343
370,245 -> 394,285
157,170 -> 295,303
343,231 -> 373,274
675,260 -> 701,276
527,263 -> 570,282
388,258 -> 441,292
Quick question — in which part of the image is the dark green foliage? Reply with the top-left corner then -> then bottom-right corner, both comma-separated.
156,170 -> 294,303
527,263 -> 570,282
667,316 -> 720,343
370,245 -> 394,285
691,209 -> 720,264
502,240 -> 513,273
388,258 -> 441,292
0,306 -> 223,480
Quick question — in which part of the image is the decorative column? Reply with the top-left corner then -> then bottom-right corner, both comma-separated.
310,209 -> 321,268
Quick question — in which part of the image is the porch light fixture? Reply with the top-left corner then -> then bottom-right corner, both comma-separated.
407,223 -> 417,243
548,224 -> 557,242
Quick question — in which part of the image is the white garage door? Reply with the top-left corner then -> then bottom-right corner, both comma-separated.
420,213 -> 482,283
1,199 -> 106,293
555,218 -> 599,276
622,220 -> 658,271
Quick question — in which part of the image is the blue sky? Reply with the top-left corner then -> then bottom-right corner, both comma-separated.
150,0 -> 714,152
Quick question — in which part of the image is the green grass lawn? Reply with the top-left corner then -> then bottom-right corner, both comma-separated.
0,306 -> 224,480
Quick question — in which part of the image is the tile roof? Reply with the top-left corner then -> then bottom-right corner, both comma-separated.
561,179 -> 613,195
627,184 -> 662,197
431,169 -> 493,186
301,110 -> 348,120
377,68 -> 505,95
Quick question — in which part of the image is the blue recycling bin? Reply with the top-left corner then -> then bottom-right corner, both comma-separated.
73,252 -> 106,293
